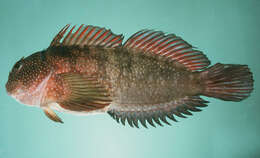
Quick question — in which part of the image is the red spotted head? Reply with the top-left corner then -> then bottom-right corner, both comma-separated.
6,51 -> 52,106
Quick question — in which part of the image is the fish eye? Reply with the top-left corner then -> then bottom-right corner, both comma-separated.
13,61 -> 21,70
17,64 -> 23,71
13,62 -> 20,69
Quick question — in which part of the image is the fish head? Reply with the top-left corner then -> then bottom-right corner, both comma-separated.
6,51 -> 51,106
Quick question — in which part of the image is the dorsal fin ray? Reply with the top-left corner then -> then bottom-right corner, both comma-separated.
50,24 -> 124,48
123,30 -> 210,71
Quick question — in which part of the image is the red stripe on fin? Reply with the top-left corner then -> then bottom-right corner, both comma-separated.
67,24 -> 84,45
143,35 -> 165,51
104,35 -> 123,47
62,25 -> 76,45
201,63 -> 254,101
81,26 -> 96,45
128,30 -> 150,49
138,32 -> 164,50
50,24 -> 70,46
51,24 -> 124,48
123,30 -> 210,71
93,29 -> 110,46
74,25 -> 89,45
148,35 -> 179,53
88,28 -> 103,45
100,33 -> 112,46
124,30 -> 147,48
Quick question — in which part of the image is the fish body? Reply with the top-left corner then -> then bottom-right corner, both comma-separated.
6,24 -> 254,127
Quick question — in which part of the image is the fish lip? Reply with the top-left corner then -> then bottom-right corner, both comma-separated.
5,79 -> 22,96
5,84 -> 10,95
6,91 -> 11,96
5,81 -> 13,96
8,70 -> 53,106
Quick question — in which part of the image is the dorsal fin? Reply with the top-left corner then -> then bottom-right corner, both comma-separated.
123,30 -> 210,71
50,24 -> 124,48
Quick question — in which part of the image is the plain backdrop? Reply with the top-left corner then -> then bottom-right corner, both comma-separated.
0,0 -> 259,158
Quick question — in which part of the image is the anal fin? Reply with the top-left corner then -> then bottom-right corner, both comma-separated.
108,96 -> 208,128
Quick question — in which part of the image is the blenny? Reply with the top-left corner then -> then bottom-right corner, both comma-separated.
6,24 -> 254,128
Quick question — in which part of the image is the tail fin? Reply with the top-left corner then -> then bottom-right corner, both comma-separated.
201,63 -> 254,101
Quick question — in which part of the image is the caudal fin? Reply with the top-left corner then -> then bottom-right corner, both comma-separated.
201,63 -> 254,101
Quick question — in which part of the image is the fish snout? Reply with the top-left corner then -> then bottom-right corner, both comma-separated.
5,80 -> 14,95
5,79 -> 23,96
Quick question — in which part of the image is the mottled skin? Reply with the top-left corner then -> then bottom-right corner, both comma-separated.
6,45 -> 202,111
104,47 -> 202,105
45,45 -> 202,111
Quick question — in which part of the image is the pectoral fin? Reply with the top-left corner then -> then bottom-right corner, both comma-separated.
43,107 -> 63,123
57,73 -> 112,112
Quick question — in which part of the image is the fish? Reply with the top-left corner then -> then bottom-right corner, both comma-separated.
5,24 -> 254,128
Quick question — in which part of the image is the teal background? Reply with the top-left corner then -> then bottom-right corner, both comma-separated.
1,0 -> 259,157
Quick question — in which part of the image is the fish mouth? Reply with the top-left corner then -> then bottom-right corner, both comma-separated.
7,71 -> 53,106
11,92 -> 35,106
5,81 -> 12,95
6,89 -> 11,96
9,88 -> 29,103
6,81 -> 39,106
12,89 -> 25,97
10,87 -> 41,106
5,80 -> 21,96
